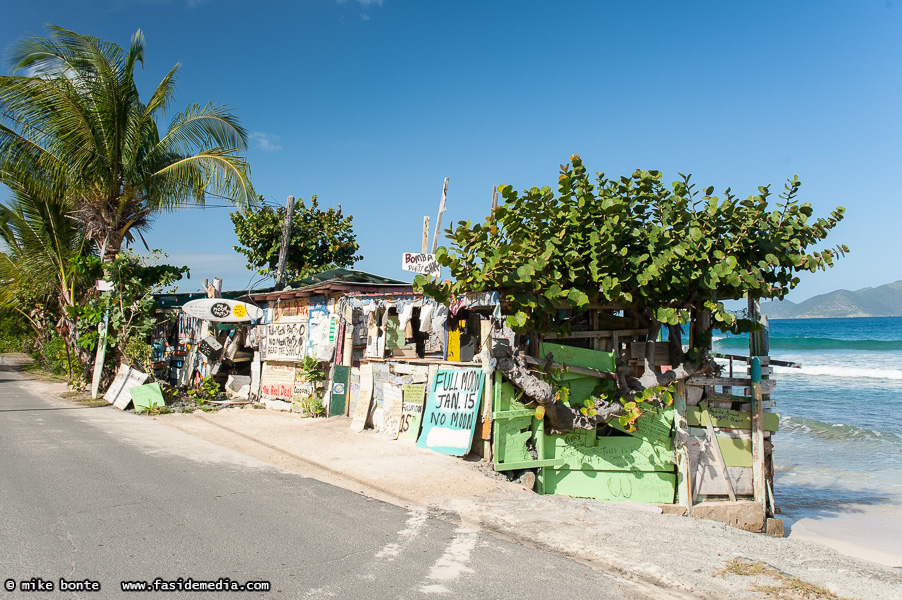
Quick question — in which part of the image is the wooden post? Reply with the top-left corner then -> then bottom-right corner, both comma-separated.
430,178 -> 449,254
482,369 -> 494,462
421,216 -> 430,253
275,195 -> 295,290
491,185 -> 498,213
748,297 -> 769,514
751,357 -> 766,508
672,382 -> 693,514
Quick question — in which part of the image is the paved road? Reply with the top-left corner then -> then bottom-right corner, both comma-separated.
0,360 -> 651,600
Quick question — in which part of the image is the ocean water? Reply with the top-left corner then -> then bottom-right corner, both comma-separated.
713,317 -> 902,523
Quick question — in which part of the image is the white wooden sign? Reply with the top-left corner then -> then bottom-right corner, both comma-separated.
401,253 -> 441,277
104,363 -> 149,410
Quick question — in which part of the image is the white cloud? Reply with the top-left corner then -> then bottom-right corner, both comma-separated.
249,132 -> 282,152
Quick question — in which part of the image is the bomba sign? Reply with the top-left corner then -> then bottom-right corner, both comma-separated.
401,253 -> 441,277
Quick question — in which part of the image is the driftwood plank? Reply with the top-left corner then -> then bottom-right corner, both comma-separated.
686,406 -> 779,432
700,401 -> 735,501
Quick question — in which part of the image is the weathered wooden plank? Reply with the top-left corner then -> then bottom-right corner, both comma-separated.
688,437 -> 753,497
672,382 -> 693,513
688,428 -> 752,467
542,469 -> 676,503
751,361 -> 766,507
629,342 -> 672,366
687,376 -> 776,393
350,362 -> 374,432
541,329 -> 649,340
711,352 -> 799,368
686,406 -> 779,432
700,400 -> 735,501
705,392 -> 750,404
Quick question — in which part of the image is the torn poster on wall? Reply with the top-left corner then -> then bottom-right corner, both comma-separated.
417,368 -> 485,456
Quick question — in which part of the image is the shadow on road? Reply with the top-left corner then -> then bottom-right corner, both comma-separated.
0,405 -> 109,413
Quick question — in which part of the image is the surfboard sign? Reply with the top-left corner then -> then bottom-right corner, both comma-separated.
181,299 -> 264,323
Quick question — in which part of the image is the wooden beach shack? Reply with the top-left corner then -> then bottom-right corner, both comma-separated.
241,275 -> 782,533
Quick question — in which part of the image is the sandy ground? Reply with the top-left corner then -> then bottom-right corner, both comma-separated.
6,354 -> 900,600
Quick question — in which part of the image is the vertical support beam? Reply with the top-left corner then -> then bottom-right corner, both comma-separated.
751,357 -> 766,508
430,178 -> 449,254
533,412 -> 546,495
482,368 -> 494,462
421,216 -> 430,253
275,195 -> 295,290
491,185 -> 498,214
672,381 -> 693,514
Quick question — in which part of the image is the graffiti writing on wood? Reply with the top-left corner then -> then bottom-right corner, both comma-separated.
265,322 -> 307,361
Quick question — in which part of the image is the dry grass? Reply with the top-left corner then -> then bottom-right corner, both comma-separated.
716,558 -> 855,600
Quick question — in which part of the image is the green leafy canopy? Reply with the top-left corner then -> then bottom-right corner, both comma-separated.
416,154 -> 847,338
231,195 -> 362,282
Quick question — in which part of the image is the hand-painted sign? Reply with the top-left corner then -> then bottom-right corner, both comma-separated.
104,363 -> 149,410
401,253 -> 441,277
182,299 -> 264,323
417,368 -> 484,456
265,322 -> 307,361
260,361 -> 295,400
273,298 -> 309,323
400,383 -> 426,441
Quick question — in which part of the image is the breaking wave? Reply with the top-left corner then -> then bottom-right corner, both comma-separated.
715,336 -> 902,351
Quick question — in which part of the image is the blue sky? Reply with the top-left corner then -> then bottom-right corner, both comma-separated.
1,1 -> 900,301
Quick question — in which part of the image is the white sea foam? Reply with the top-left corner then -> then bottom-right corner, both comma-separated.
772,364 -> 902,380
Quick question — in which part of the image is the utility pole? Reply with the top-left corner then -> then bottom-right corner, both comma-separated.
430,178 -> 449,254
275,195 -> 295,290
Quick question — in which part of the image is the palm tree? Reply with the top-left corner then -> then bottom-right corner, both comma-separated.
0,25 -> 255,261
0,175 -> 93,368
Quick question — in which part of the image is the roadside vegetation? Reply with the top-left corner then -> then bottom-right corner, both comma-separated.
0,26 -> 253,390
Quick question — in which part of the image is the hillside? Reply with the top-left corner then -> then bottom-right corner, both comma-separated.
761,281 -> 902,319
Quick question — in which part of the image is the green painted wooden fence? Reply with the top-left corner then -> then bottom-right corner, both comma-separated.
492,342 -> 677,503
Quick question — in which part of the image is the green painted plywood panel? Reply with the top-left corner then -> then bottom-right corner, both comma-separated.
542,469 -> 676,503
539,343 -> 616,408
686,406 -> 779,432
539,342 -> 616,372
549,435 -> 674,472
607,402 -> 674,444
494,416 -> 534,469
496,378 -> 528,413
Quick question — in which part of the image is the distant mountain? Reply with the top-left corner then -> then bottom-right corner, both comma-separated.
761,281 -> 902,319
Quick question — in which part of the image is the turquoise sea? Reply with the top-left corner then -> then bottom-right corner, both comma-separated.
714,317 -> 902,548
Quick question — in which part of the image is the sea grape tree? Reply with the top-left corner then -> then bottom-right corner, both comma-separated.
415,155 -> 847,431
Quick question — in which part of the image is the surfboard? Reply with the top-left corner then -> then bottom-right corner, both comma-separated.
182,298 -> 264,323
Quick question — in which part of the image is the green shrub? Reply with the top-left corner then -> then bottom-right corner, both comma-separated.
31,335 -> 75,377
